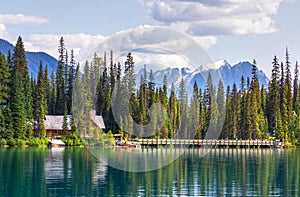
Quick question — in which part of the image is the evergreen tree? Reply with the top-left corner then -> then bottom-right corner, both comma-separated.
293,61 -> 299,113
124,53 -> 136,95
56,37 -> 66,115
0,52 -> 10,105
222,85 -> 232,139
11,36 -> 33,138
12,36 -> 28,77
62,104 -> 68,136
189,81 -> 200,139
35,61 -> 47,138
231,83 -> 239,139
109,50 -> 116,93
217,80 -> 225,136
285,47 -> 293,141
96,76 -> 105,115
44,65 -> 51,115
10,73 -> 26,139
49,71 -> 56,115
66,49 -> 76,114
169,83 -> 178,138
268,56 -> 281,138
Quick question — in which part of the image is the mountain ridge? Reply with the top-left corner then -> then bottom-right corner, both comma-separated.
0,38 -> 58,78
137,60 -> 269,96
0,38 -> 269,93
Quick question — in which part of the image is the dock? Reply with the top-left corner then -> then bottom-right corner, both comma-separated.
137,139 -> 276,148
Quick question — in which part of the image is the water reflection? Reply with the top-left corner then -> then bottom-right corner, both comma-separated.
0,147 -> 299,196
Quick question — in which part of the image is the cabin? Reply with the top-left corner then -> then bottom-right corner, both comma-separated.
45,115 -> 105,137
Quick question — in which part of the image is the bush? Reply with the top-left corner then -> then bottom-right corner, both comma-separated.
7,138 -> 16,146
284,141 -> 296,148
16,139 -> 27,146
27,137 -> 49,146
0,138 -> 6,146
61,135 -> 83,146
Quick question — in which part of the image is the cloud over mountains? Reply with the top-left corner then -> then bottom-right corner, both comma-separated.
140,0 -> 282,36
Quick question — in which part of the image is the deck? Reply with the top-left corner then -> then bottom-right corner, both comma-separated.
137,139 -> 275,148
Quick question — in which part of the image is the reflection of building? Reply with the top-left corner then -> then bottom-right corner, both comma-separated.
45,148 -> 66,186
45,115 -> 105,137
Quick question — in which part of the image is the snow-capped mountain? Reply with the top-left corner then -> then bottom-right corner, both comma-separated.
137,60 -> 269,96
0,37 -> 268,96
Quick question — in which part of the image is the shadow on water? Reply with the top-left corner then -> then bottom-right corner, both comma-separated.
0,147 -> 299,196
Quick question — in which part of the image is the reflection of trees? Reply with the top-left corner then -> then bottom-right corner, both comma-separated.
0,148 -> 299,196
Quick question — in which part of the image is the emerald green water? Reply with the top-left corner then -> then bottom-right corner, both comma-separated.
0,147 -> 299,196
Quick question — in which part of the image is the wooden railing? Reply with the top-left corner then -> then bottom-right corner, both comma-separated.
137,139 -> 274,148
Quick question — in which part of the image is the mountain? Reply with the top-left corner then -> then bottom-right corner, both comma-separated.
0,38 -> 269,94
137,60 -> 269,96
0,38 -> 58,78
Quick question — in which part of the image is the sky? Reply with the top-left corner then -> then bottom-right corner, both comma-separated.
0,0 -> 299,76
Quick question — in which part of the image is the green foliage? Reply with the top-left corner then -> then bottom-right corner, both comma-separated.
10,73 -> 26,139
0,52 -> 10,105
61,134 -> 83,146
0,138 -> 6,146
7,138 -> 16,146
34,61 -> 47,138
27,137 -> 48,146
2,36 -> 300,146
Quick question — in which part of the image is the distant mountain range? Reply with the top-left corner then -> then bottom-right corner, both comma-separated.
0,38 -> 269,95
137,60 -> 269,96
0,38 -> 58,78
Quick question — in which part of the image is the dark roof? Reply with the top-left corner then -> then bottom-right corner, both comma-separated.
45,115 -> 105,130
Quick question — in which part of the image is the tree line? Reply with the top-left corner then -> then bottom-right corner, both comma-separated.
0,37 -> 299,146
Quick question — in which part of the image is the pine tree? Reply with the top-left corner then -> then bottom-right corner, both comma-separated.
124,53 -> 136,95
0,52 -> 10,105
178,78 -> 189,138
109,50 -> 116,93
169,83 -> 178,138
62,104 -> 68,136
293,61 -> 299,113
96,76 -> 105,115
66,50 -> 76,114
56,37 -> 66,115
12,36 -> 28,77
10,73 -> 26,139
217,80 -> 225,136
49,71 -> 56,114
35,61 -> 47,138
222,85 -> 232,139
285,47 -> 293,141
232,83 -> 238,139
44,65 -> 51,115
189,81 -> 200,139
11,36 -> 32,138
268,56 -> 281,138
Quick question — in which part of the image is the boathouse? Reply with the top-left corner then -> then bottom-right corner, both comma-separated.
45,115 -> 105,137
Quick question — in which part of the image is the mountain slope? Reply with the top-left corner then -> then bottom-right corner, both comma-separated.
137,60 -> 269,96
0,38 -> 58,78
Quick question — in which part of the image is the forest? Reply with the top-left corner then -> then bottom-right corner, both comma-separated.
0,36 -> 299,146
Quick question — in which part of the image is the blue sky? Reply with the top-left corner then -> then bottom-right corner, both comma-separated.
0,0 -> 299,76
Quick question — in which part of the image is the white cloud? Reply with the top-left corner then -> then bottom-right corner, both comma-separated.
0,14 -> 47,39
140,0 -> 283,36
24,33 -> 107,63
0,14 -> 48,25
90,26 -> 214,72
0,24 -> 6,37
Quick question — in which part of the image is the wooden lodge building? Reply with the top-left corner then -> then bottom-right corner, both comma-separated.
45,115 -> 105,137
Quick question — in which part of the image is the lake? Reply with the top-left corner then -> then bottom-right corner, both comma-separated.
0,147 -> 299,196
